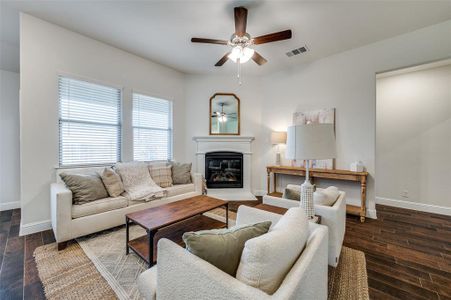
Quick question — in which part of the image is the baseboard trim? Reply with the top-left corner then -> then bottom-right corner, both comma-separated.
366,208 -> 377,219
19,219 -> 52,236
0,201 -> 21,211
376,197 -> 451,216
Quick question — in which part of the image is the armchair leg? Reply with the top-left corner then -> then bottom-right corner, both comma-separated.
57,241 -> 68,251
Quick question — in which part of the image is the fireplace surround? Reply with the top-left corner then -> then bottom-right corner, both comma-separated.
192,136 -> 256,200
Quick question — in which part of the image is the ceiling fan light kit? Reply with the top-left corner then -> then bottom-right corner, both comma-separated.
191,6 -> 292,85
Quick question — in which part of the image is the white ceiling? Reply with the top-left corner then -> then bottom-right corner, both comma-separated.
1,1 -> 451,75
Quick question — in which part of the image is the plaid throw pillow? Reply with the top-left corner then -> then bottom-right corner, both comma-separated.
149,165 -> 173,188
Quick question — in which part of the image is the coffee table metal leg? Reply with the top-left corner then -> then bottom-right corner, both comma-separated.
125,217 -> 129,255
225,203 -> 229,228
148,230 -> 156,268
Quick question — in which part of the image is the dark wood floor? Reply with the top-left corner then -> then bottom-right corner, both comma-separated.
344,205 -> 451,300
0,205 -> 450,299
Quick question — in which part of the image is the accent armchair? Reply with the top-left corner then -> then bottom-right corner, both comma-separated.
137,205 -> 328,300
263,186 -> 346,267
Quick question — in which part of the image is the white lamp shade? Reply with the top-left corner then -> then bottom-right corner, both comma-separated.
271,131 -> 287,145
286,124 -> 336,160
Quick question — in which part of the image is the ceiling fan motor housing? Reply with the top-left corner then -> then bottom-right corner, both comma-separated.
230,33 -> 253,48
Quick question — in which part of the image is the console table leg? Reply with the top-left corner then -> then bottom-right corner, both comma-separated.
267,171 -> 271,194
360,177 -> 367,223
273,173 -> 277,194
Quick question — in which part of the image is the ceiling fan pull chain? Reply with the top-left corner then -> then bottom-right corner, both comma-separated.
237,58 -> 242,85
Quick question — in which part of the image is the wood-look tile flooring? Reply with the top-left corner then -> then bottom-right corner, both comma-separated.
0,204 -> 450,299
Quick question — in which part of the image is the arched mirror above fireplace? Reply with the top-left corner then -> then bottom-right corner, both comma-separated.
209,93 -> 240,135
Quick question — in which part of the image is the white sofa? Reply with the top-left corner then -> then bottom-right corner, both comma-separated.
50,165 -> 203,248
137,205 -> 329,300
263,187 -> 346,267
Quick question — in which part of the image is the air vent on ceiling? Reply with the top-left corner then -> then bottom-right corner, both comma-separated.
286,45 -> 309,57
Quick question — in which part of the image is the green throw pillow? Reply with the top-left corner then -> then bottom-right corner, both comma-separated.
282,188 -> 300,201
60,173 -> 109,205
183,221 -> 271,276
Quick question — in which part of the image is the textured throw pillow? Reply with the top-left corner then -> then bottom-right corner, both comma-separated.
282,187 -> 300,201
314,186 -> 340,206
183,221 -> 271,276
99,168 -> 125,197
149,165 -> 173,188
115,162 -> 164,201
171,162 -> 192,184
236,207 -> 309,294
60,173 -> 109,205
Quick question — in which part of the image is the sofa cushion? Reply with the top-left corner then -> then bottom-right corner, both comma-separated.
183,221 -> 271,276
71,196 -> 128,219
171,162 -> 192,184
149,165 -> 173,188
99,168 -> 125,197
115,162 -> 164,201
236,207 -> 309,294
284,184 -> 340,206
165,183 -> 195,197
282,187 -> 300,201
60,172 -> 109,205
314,186 -> 340,206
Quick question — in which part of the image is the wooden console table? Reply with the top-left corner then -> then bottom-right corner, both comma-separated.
266,165 -> 368,222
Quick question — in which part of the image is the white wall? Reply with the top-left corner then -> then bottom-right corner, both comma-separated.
183,74 -> 265,193
0,69 -> 20,211
20,14 -> 186,234
376,63 -> 451,214
258,20 -> 451,218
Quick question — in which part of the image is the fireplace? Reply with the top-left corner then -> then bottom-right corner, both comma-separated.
205,151 -> 243,189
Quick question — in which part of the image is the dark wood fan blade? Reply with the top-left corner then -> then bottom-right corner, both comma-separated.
252,51 -> 267,65
253,30 -> 292,45
234,7 -> 248,37
215,52 -> 231,66
191,38 -> 228,45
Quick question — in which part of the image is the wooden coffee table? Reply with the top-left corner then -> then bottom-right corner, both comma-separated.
125,195 -> 228,267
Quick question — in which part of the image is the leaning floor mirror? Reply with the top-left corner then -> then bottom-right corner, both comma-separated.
209,93 -> 240,135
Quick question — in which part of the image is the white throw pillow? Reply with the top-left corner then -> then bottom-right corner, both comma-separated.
236,207 -> 309,294
314,186 -> 340,206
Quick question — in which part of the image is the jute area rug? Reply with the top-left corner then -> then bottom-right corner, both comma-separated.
34,211 -> 369,300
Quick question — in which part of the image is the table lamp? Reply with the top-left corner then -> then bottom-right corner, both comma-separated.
285,124 -> 336,218
271,131 -> 287,166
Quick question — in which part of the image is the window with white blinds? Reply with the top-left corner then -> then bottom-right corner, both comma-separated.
133,93 -> 173,161
59,76 -> 121,166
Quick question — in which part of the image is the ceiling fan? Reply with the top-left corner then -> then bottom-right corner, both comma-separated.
191,6 -> 292,67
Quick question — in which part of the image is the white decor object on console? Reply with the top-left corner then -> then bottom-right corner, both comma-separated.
350,161 -> 365,172
285,124 -> 336,218
193,136 -> 256,200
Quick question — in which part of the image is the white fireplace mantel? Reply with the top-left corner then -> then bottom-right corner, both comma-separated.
192,136 -> 255,142
192,136 -> 256,201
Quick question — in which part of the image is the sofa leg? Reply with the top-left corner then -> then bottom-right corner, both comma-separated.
57,241 -> 68,251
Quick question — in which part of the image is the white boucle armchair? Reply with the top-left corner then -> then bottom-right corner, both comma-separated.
137,206 -> 328,300
263,187 -> 346,267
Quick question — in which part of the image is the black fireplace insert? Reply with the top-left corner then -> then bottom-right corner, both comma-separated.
205,151 -> 243,188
